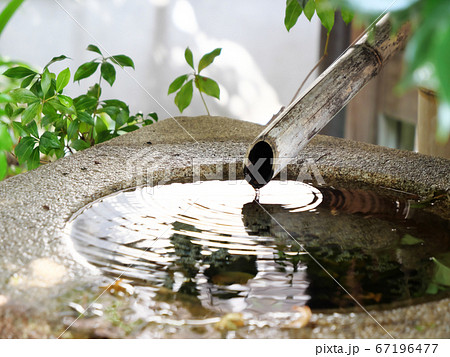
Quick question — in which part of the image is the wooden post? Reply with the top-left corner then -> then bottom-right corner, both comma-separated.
244,15 -> 409,188
417,88 -> 450,158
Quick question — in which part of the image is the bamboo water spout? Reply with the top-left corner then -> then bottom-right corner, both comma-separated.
244,14 -> 409,188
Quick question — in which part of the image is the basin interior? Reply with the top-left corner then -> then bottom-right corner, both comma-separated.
67,180 -> 450,317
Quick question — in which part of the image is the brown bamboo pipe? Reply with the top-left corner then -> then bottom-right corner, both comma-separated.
244,14 -> 409,188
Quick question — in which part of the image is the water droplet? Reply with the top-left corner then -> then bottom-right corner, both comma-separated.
254,188 -> 260,202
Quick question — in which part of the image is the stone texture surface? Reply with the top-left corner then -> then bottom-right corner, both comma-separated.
0,115 -> 449,338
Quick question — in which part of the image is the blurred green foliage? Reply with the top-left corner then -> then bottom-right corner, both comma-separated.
285,0 -> 450,143
0,0 -> 24,36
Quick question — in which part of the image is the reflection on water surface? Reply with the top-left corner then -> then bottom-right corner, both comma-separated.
67,180 -> 450,314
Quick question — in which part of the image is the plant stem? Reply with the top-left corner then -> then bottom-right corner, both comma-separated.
94,71 -> 102,113
198,89 -> 211,116
195,75 -> 211,116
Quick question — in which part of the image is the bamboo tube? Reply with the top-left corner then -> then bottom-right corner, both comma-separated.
244,14 -> 409,188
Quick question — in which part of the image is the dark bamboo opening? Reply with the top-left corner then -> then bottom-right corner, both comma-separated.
244,141 -> 274,189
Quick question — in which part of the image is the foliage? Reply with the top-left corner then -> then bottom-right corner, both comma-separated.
0,57 -> 30,178
0,45 -> 158,173
427,252 -> 450,294
168,47 -> 222,115
284,0 -> 450,143
284,0 -> 353,33
0,0 -> 25,36
0,122 -> 13,179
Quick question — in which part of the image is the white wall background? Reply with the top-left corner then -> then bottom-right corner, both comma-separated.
0,0 -> 320,124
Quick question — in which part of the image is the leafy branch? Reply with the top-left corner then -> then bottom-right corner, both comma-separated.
285,0 -> 353,34
285,0 -> 450,143
285,0 -> 353,103
168,47 -> 222,115
1,45 -> 158,174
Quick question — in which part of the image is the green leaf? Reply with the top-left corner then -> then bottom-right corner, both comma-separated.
95,115 -> 109,134
0,0 -> 25,42
102,99 -> 128,110
10,88 -> 39,103
431,253 -> 450,287
341,8 -> 354,25
47,98 -> 76,115
26,120 -> 39,138
87,44 -> 102,55
41,115 -> 58,128
96,131 -> 115,144
198,48 -> 222,73
285,0 -> 303,31
184,47 -> 194,70
39,131 -> 62,154
316,0 -> 335,33
15,136 -> 37,164
196,76 -> 220,99
67,119 -> 80,140
71,139 -> 90,151
426,282 -> 439,295
77,111 -> 95,126
56,67 -> 71,92
174,79 -> 193,113
168,74 -> 189,94
29,79 -> 43,99
21,102 -> 42,125
304,0 -> 316,21
87,83 -> 102,99
44,55 -> 69,69
98,106 -> 119,118
148,112 -> 158,122
0,93 -> 12,103
28,147 -> 40,169
0,151 -> 6,180
74,61 -> 100,82
119,124 -> 139,132
0,123 -> 13,151
12,121 -> 26,136
21,74 -> 36,88
109,55 -> 135,69
5,103 -> 13,117
13,107 -> 24,117
400,234 -> 424,246
43,101 -> 57,116
41,68 -> 52,96
74,95 -> 97,111
101,62 -> 116,86
57,94 -> 73,108
3,66 -> 37,79
115,109 -> 128,129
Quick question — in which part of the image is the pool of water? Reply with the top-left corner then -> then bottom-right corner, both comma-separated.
66,180 -> 450,315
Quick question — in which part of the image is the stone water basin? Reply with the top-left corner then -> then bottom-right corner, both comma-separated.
0,116 -> 449,338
